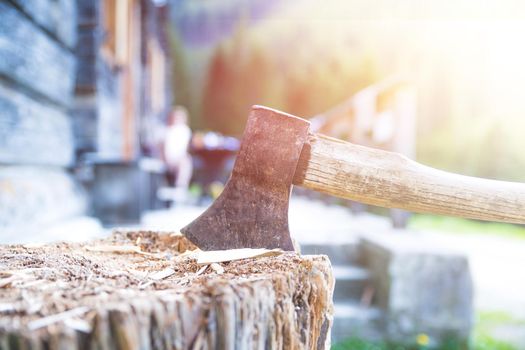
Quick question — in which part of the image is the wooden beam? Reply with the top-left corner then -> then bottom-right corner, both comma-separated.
0,2 -> 76,107
9,0 -> 77,49
0,82 -> 74,166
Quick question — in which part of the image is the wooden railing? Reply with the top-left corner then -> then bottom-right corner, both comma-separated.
309,76 -> 418,227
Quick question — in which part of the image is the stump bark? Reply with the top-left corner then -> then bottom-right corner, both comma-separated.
0,231 -> 334,349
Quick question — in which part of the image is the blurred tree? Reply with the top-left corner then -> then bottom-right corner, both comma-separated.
201,22 -> 378,136
169,29 -> 192,120
202,24 -> 278,135
202,44 -> 233,133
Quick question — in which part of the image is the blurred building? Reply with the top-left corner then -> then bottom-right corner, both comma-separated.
74,0 -> 172,225
0,0 -> 173,238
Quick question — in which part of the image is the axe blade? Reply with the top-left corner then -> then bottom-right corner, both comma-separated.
181,106 -> 310,251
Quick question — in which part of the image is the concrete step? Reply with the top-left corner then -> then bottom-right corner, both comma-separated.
332,265 -> 370,300
332,302 -> 384,343
300,240 -> 361,265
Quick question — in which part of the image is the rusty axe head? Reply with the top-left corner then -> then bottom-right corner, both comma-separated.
181,106 -> 310,251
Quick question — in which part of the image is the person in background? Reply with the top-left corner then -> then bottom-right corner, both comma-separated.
163,106 -> 193,204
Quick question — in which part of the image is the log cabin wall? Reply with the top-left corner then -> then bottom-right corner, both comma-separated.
0,0 -> 87,239
0,0 -> 173,237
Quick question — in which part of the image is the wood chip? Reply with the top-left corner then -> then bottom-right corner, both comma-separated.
27,306 -> 90,330
64,317 -> 92,333
139,280 -> 154,289
196,248 -> 283,265
210,263 -> 224,274
138,268 -> 176,289
22,243 -> 46,249
18,279 -> 46,289
125,268 -> 148,279
149,268 -> 175,281
0,276 -> 16,288
0,273 -> 31,288
85,244 -> 142,254
195,265 -> 208,276
85,245 -> 160,258
0,303 -> 16,313
172,248 -> 201,261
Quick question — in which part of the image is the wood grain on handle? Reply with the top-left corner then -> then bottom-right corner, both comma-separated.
293,133 -> 525,224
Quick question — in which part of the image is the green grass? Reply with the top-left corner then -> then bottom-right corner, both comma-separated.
331,337 -> 389,350
477,311 -> 525,325
331,336 -> 464,350
473,334 -> 516,350
472,311 -> 525,350
408,215 -> 525,240
332,311 -> 525,350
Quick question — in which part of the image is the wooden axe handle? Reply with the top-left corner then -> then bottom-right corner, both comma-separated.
294,133 -> 525,224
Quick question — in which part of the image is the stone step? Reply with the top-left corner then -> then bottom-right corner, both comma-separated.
332,265 -> 370,301
332,302 -> 384,343
300,240 -> 361,265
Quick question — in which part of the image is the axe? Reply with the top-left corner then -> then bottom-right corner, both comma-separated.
182,106 -> 525,251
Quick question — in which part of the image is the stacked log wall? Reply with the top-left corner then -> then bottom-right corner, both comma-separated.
0,1 -> 87,237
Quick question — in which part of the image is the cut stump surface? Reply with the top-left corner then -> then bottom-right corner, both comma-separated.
0,231 -> 334,349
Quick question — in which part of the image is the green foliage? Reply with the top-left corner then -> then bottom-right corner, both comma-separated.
331,336 -> 390,350
417,117 -> 525,183
408,215 -> 525,240
169,3 -> 525,180
201,23 -> 378,135
202,35 -> 278,135
331,336 -> 464,350
472,311 -> 524,350
473,336 -> 516,350
332,311 -> 524,350
168,29 -> 192,117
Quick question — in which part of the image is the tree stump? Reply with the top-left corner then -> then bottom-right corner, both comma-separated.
0,231 -> 334,349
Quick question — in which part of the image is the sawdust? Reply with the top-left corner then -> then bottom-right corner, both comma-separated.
0,230 -> 328,315
0,230 -> 334,349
